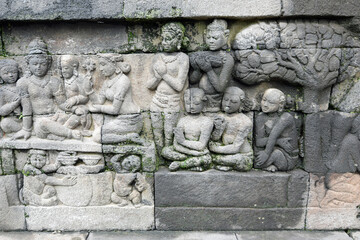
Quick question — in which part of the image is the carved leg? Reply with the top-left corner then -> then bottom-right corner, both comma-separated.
35,118 -> 81,140
179,154 -> 212,171
164,112 -> 179,146
213,153 -> 253,172
150,112 -> 164,153
0,117 -> 22,134
161,146 -> 188,161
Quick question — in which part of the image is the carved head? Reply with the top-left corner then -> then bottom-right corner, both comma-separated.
121,155 -> 141,173
184,88 -> 207,114
161,22 -> 186,52
205,19 -> 229,51
222,87 -> 245,114
28,149 -> 47,169
60,55 -> 79,79
98,54 -> 131,78
0,59 -> 19,84
25,38 -> 52,77
261,88 -> 286,113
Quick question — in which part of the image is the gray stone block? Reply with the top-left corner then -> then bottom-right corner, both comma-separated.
25,205 -> 154,231
350,231 -> 360,240
88,231 -> 237,240
283,0 -> 360,17
236,231 -> 352,240
304,111 -> 356,173
155,207 -> 305,230
0,0 -> 124,20
0,232 -> 88,240
155,168 -> 308,208
0,149 -> 15,175
3,22 -> 127,55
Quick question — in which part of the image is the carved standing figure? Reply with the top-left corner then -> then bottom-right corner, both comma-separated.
161,88 -> 213,171
12,38 -> 81,141
0,59 -> 22,137
210,87 -> 253,171
189,19 -> 234,112
254,88 -> 299,172
56,55 -> 93,133
21,150 -> 77,206
89,54 -> 143,144
147,22 -> 189,152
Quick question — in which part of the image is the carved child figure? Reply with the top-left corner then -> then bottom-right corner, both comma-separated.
21,150 -> 77,206
56,55 -> 93,133
147,22 -> 189,152
210,87 -> 253,171
254,88 -> 299,172
189,19 -> 234,112
0,59 -> 22,136
12,38 -> 81,141
111,173 -> 148,208
161,88 -> 214,171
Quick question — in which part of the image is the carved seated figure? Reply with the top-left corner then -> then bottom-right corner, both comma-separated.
55,55 -> 93,134
21,150 -> 77,206
161,88 -> 214,171
209,87 -> 253,171
254,88 -> 299,172
189,19 -> 234,112
111,173 -> 148,208
89,54 -> 143,144
0,59 -> 22,137
12,38 -> 81,141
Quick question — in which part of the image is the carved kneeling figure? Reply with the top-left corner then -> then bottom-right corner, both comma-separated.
209,87 -> 253,171
161,88 -> 213,171
254,88 -> 299,172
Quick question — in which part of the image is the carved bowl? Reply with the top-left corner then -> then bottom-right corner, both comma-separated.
78,155 -> 102,166
58,156 -> 78,166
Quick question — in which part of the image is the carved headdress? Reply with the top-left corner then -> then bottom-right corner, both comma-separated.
27,38 -> 48,55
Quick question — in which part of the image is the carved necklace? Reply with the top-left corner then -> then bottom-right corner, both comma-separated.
64,75 -> 77,86
1,85 -> 18,95
161,53 -> 179,64
30,75 -> 50,88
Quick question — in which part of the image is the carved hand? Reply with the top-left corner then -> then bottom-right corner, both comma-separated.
64,98 -> 77,110
255,151 -> 269,167
277,137 -> 294,152
154,61 -> 167,76
197,58 -> 213,72
214,115 -> 226,130
11,129 -> 31,141
62,176 -> 77,186
189,54 -> 200,70
88,104 -> 102,113
174,127 -> 185,144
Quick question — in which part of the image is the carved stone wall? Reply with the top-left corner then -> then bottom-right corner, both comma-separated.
1,1 -> 360,231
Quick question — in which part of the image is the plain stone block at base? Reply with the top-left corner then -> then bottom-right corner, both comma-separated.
155,168 -> 309,208
25,205 -> 154,231
306,207 -> 360,230
88,231 -> 237,240
236,231 -> 352,240
0,206 -> 25,231
0,232 -> 88,240
350,232 -> 360,240
155,207 -> 305,230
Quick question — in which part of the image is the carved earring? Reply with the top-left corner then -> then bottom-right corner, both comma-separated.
115,68 -> 122,74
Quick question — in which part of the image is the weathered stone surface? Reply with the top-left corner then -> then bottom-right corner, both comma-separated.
350,231 -> 360,240
0,149 -> 15,175
3,23 -> 127,55
236,231 -> 352,240
304,111 -> 357,173
155,207 -> 305,230
0,0 -> 124,20
0,175 -> 25,230
88,231 -> 237,240
283,0 -> 360,17
155,168 -> 308,208
25,205 -> 154,231
307,173 -> 360,230
0,232 -> 88,240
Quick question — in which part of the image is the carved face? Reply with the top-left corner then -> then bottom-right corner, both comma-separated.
261,92 -> 281,113
184,89 -> 205,114
0,66 -> 18,84
206,30 -> 227,51
30,153 -> 47,169
222,92 -> 241,114
28,56 -> 49,77
161,31 -> 180,52
99,59 -> 116,77
61,61 -> 75,79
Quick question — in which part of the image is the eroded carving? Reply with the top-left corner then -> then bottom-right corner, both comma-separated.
147,22 -> 189,153
161,88 -> 213,171
210,87 -> 253,171
254,88 -> 300,172
189,19 -> 234,112
0,59 -> 22,138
